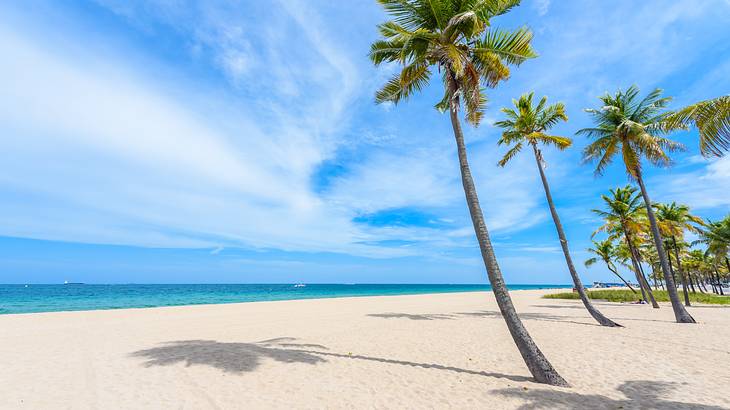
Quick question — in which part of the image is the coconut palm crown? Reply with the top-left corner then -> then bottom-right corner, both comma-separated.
654,202 -> 705,240
495,92 -> 571,166
369,0 -> 536,124
592,186 -> 645,240
577,85 -> 684,179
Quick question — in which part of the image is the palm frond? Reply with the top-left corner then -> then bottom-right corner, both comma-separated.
375,63 -> 432,104
497,141 -> 523,167
665,95 -> 730,157
473,27 -> 537,67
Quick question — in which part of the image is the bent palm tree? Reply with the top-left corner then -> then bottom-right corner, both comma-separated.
654,202 -> 705,306
665,95 -> 730,157
369,0 -> 567,386
585,239 -> 637,293
579,86 -> 695,323
593,186 -> 659,307
496,92 -> 620,327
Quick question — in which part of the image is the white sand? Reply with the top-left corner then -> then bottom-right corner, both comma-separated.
1,289 -> 728,409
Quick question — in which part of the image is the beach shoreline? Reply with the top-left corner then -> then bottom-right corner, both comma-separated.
0,284 -> 573,316
1,289 -> 728,409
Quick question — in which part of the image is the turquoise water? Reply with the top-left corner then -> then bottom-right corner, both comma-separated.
0,284 -> 572,315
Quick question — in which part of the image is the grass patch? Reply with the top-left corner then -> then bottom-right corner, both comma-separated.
543,289 -> 730,305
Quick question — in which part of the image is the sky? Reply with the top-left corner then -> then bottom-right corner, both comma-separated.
0,0 -> 729,284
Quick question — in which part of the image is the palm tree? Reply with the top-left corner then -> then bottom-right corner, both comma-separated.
695,215 -> 730,295
654,202 -> 704,306
579,86 -> 695,323
369,0 -> 567,386
585,239 -> 637,293
495,93 -> 620,327
592,186 -> 659,308
684,250 -> 711,293
665,95 -> 730,157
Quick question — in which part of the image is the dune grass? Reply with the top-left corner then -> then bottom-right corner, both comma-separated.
543,289 -> 730,305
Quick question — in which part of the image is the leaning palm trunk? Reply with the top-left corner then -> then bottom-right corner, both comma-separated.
635,173 -> 695,323
623,228 -> 659,307
530,143 -> 620,327
714,268 -> 725,296
607,265 -> 637,293
670,237 -> 691,306
449,97 -> 568,387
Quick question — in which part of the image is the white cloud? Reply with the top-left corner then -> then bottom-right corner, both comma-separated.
1,0 -> 727,272
0,5 -> 370,254
652,156 -> 730,210
534,0 -> 551,16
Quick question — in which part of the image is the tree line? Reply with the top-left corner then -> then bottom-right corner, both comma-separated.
369,0 -> 729,387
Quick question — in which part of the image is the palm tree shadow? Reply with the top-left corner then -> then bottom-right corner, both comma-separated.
456,310 -> 600,327
130,337 -> 530,382
130,338 -> 326,373
493,380 -> 727,409
367,312 -> 456,320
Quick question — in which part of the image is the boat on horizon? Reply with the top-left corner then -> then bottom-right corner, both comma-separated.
64,280 -> 85,285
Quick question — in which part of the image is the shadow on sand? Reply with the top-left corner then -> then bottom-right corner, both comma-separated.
130,338 -> 327,373
130,337 -> 530,382
493,380 -> 727,410
367,312 -> 456,320
367,310 -> 600,327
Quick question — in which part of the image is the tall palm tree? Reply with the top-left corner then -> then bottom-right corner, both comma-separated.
369,0 -> 567,386
592,186 -> 659,308
654,202 -> 704,306
665,95 -> 730,157
495,93 -> 620,327
695,215 -> 730,295
579,86 -> 695,323
585,239 -> 637,293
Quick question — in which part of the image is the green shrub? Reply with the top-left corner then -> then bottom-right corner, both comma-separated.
543,289 -> 730,305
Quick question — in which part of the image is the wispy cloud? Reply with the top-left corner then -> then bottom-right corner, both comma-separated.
533,0 -> 551,16
0,0 -> 728,283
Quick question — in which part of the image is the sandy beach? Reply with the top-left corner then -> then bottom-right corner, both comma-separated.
1,289 -> 728,409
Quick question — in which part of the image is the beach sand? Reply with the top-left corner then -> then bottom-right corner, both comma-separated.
1,289 -> 728,409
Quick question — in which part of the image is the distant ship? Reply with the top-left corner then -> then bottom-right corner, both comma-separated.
294,283 -> 306,288
64,280 -> 85,285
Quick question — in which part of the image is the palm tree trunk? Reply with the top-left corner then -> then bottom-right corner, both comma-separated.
687,270 -> 697,293
695,272 -> 707,293
671,236 -> 691,306
448,92 -> 568,386
634,268 -> 648,303
530,144 -> 620,327
714,267 -> 725,296
607,265 -> 637,294
624,229 -> 659,308
709,271 -> 718,294
634,173 -> 695,323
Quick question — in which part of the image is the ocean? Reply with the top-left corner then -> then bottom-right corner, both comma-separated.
0,283 -> 572,315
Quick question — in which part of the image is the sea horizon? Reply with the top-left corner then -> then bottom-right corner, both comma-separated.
0,283 -> 573,315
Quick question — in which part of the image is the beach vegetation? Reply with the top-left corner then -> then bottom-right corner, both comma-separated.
543,289 -> 729,305
578,86 -> 695,323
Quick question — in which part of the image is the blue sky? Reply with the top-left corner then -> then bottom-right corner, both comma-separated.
1,0 -> 729,284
